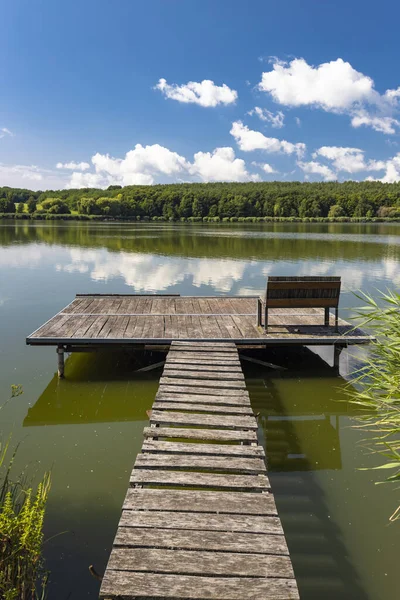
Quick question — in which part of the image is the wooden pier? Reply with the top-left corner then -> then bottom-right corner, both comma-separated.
26,294 -> 372,377
99,341 -> 299,599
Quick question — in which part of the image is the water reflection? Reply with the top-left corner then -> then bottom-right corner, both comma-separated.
245,348 -> 369,599
24,351 -> 162,427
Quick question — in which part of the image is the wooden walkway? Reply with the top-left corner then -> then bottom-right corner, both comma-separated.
99,341 -> 299,600
27,294 -> 372,348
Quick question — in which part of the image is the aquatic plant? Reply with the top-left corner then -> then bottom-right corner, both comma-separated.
0,387 -> 51,599
347,290 -> 400,521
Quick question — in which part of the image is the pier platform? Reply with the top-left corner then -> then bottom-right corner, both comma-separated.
26,293 -> 372,348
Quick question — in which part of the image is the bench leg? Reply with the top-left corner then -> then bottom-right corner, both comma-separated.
257,298 -> 262,327
335,307 -> 339,332
264,307 -> 269,333
324,307 -> 330,327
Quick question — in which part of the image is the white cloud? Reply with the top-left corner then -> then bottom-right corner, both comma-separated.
66,143 -> 258,188
67,144 -> 190,188
258,57 -> 400,134
366,153 -> 400,183
350,110 -> 399,134
230,121 -> 306,157
295,117 -> 301,126
67,171 -> 110,189
56,161 -> 90,171
155,78 -> 238,107
247,107 -> 285,128
297,160 -> 336,181
259,57 -> 376,110
0,127 -> 14,139
0,163 -> 69,189
252,161 -> 278,174
312,146 -> 386,174
190,147 -> 259,182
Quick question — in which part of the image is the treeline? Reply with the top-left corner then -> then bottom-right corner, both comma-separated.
2,181 -> 400,220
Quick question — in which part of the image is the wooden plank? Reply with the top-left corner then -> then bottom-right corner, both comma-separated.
152,401 -> 253,415
167,352 -> 240,363
268,280 -> 340,291
107,547 -> 294,578
171,341 -> 237,352
134,454 -> 266,473
159,385 -> 248,397
123,487 -> 272,513
143,427 -> 257,443
123,316 -> 137,339
141,441 -> 265,458
120,508 -> 277,532
100,571 -> 299,600
85,315 -> 109,339
130,471 -> 270,491
266,298 -> 339,308
160,378 -> 246,390
114,526 -> 289,555
150,411 -> 257,430
165,361 -> 242,372
107,315 -> 129,338
218,315 -> 244,338
36,314 -> 71,338
155,392 -> 251,406
71,316 -> 97,338
231,314 -> 260,338
162,369 -> 245,381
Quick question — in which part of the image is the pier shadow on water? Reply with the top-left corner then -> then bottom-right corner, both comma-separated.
244,346 -> 370,600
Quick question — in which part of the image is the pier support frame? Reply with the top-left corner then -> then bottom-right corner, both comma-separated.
333,344 -> 346,370
57,345 -> 65,378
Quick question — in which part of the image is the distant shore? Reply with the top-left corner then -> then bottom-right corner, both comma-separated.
1,213 -> 400,224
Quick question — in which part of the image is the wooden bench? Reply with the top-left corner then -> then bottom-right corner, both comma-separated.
257,276 -> 341,333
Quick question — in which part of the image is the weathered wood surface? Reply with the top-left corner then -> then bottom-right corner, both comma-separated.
160,377 -> 247,389
99,341 -> 299,600
119,509 -> 281,533
28,293 -> 372,347
159,385 -> 248,396
143,426 -> 258,442
134,453 -> 266,473
107,547 -> 294,577
164,363 -> 243,373
114,526 -> 290,555
100,571 -> 300,599
130,470 -> 270,490
123,488 -> 274,513
150,410 -> 258,430
155,391 -> 251,405
141,440 -> 265,457
152,400 -> 254,414
162,368 -> 245,380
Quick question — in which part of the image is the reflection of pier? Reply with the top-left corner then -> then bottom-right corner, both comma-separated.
245,364 -> 369,599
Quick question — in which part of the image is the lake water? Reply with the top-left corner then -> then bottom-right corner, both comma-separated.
0,221 -> 399,599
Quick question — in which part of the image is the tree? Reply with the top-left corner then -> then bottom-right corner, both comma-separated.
328,204 -> 345,218
27,197 -> 37,213
16,202 -> 25,214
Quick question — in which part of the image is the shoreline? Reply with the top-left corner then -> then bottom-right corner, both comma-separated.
2,214 -> 400,224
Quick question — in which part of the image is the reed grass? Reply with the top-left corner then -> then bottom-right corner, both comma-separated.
346,290 -> 400,521
0,387 -> 51,599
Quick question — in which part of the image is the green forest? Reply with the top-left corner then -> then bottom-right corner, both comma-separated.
2,180 -> 400,221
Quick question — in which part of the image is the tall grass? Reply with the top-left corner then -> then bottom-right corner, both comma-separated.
347,290 -> 400,521
0,386 -> 51,599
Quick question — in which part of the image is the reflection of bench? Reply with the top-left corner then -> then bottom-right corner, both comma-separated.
257,276 -> 341,333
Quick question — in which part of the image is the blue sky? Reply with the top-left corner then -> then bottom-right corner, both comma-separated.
1,0 -> 400,189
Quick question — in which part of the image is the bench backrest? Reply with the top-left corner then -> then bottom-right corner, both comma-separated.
265,276 -> 341,308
